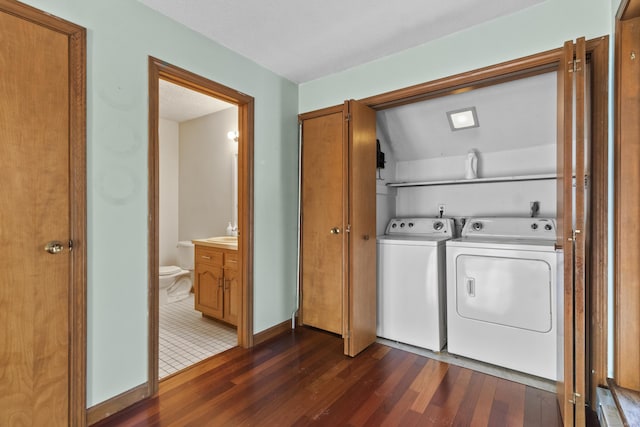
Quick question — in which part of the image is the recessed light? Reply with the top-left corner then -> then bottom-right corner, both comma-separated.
446,107 -> 479,131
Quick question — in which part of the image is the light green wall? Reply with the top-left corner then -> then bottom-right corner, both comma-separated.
20,0 -> 299,406
299,0 -> 612,112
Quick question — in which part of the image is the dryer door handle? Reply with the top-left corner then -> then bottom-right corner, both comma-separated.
466,277 -> 476,297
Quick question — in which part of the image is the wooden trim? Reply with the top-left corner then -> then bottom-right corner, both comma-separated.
69,23 -> 88,427
359,47 -> 563,110
614,16 -> 640,392
148,58 -> 255,398
147,56 -> 160,402
618,0 -> 640,20
253,320 -> 291,346
238,97 -> 255,348
0,1 -> 88,425
86,384 -> 149,426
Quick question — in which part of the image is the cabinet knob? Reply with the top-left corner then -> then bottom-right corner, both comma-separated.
330,227 -> 341,234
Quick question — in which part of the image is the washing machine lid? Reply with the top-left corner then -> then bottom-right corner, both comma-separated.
159,265 -> 182,276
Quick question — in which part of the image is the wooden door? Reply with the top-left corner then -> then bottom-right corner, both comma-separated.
344,100 -> 377,356
300,106 -> 346,335
300,101 -> 377,356
557,37 -> 588,427
0,2 -> 86,425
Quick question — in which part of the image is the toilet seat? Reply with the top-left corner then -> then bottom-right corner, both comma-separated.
160,265 -> 182,276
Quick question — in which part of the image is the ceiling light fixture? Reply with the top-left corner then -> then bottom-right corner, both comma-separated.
446,107 -> 479,131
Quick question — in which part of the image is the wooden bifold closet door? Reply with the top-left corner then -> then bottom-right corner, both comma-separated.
557,37 -> 589,427
299,99 -> 377,357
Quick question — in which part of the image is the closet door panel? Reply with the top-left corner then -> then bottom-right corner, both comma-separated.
300,107 -> 345,335
345,100 -> 377,356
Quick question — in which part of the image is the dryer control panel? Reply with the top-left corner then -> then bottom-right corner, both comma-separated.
462,217 -> 556,240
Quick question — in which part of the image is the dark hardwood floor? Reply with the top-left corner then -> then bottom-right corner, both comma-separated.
93,327 -> 562,426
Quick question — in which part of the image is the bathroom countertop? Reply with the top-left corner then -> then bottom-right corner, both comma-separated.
192,238 -> 238,251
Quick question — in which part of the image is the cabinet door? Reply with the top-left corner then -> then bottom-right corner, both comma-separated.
300,105 -> 345,335
195,263 -> 224,319
224,266 -> 239,326
223,252 -> 239,325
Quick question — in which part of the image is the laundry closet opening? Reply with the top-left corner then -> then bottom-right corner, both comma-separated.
374,69 -> 563,390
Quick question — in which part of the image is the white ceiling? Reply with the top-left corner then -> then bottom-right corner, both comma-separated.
377,71 -> 557,160
159,79 -> 234,122
139,0 -> 544,83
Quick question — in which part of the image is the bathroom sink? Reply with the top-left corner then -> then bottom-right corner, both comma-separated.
192,235 -> 238,250
205,236 -> 237,243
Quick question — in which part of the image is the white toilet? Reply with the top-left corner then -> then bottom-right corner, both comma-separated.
159,241 -> 194,306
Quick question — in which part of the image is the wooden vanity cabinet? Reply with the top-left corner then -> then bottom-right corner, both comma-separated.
194,245 -> 238,326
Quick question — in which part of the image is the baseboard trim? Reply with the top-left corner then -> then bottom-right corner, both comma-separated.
87,383 -> 150,425
253,319 -> 293,346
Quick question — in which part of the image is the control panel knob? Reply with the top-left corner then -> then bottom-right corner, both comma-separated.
472,222 -> 483,231
400,222 -> 406,228
545,223 -> 553,231
391,223 -> 397,228
433,221 -> 444,231
531,223 -> 538,230
408,222 -> 414,228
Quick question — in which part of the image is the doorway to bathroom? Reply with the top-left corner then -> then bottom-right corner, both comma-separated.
148,57 -> 254,394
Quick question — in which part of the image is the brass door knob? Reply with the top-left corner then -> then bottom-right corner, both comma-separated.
44,241 -> 65,254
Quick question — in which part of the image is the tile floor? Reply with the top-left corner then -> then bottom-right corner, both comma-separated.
159,293 -> 237,379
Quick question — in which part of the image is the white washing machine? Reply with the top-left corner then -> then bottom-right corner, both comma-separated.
377,217 -> 455,351
446,217 -> 560,380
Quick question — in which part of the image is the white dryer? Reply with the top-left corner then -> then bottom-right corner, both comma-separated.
446,217 -> 559,380
377,217 -> 455,351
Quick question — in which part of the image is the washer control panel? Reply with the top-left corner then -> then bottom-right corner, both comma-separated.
385,218 -> 455,237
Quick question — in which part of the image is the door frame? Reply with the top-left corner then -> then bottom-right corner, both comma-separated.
0,0 -> 87,424
359,37 -> 609,417
614,0 -> 640,392
148,57 -> 254,395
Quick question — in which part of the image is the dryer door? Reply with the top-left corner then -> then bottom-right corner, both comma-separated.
455,254 -> 552,333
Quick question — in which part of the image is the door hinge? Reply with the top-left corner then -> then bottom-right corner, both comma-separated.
569,392 -> 582,405
568,58 -> 582,73
345,224 -> 351,233
345,113 -> 351,122
68,240 -> 73,252
584,175 -> 589,188
345,330 -> 351,338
